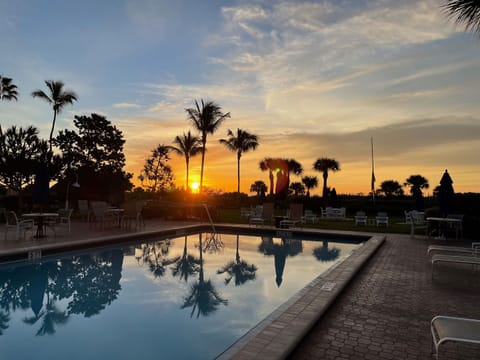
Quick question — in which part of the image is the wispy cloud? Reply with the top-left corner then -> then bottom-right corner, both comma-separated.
113,102 -> 141,109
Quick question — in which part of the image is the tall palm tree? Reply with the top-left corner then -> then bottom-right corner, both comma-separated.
219,128 -> 259,193
313,158 -> 340,199
302,176 -> 318,197
0,76 -> 18,141
442,0 -> 480,34
170,131 -> 202,191
259,158 -> 275,195
31,80 -> 78,155
185,99 -> 230,193
286,158 -> 303,192
0,76 -> 18,101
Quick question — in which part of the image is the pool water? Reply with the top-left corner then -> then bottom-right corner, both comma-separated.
0,232 -> 361,360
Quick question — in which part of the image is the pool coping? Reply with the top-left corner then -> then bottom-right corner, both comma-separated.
0,222 -> 385,360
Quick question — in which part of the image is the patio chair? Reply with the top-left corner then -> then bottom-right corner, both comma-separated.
121,201 -> 144,229
354,211 -> 368,226
57,208 -> 73,234
303,210 -> 318,224
78,199 -> 91,222
90,201 -> 115,228
280,203 -> 304,228
410,210 -> 427,238
5,211 -> 34,240
375,212 -> 389,227
240,207 -> 252,219
249,203 -> 274,226
431,315 -> 480,359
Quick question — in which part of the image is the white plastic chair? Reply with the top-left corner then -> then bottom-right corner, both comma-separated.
375,212 -> 389,227
5,211 -> 34,240
354,211 -> 368,226
58,208 -> 73,233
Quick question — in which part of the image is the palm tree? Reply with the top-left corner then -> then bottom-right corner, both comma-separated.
185,99 -> 230,193
250,180 -> 267,197
404,175 -> 429,194
0,75 -> 18,141
313,158 -> 340,199
0,76 -> 18,101
289,182 -> 305,196
219,128 -> 259,193
170,131 -> 202,191
302,176 -> 318,197
31,80 -> 78,155
379,180 -> 404,197
259,158 -> 275,195
405,174 -> 429,211
442,0 -> 480,34
286,158 -> 303,193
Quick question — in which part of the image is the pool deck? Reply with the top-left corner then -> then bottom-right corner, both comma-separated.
1,219 -> 479,359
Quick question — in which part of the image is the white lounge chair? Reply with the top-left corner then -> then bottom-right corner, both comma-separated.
354,211 -> 367,226
431,254 -> 480,278
375,212 -> 389,227
427,243 -> 480,257
431,315 -> 480,359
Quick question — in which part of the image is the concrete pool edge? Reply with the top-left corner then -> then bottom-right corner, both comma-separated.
218,234 -> 386,360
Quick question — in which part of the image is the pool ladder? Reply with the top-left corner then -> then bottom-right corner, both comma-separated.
202,203 -> 216,234
202,203 -> 223,252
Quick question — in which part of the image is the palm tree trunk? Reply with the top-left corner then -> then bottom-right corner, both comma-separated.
49,110 -> 57,156
237,152 -> 241,193
185,156 -> 190,192
323,171 -> 328,199
200,136 -> 206,193
269,170 -> 274,195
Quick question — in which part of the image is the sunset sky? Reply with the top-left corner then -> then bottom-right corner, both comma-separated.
2,0 -> 480,195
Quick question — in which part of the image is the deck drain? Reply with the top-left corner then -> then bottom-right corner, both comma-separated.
321,282 -> 336,291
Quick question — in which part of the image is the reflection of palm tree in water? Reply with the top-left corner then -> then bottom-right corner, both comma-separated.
23,265 -> 68,336
182,233 -> 227,318
170,235 -> 201,282
0,310 -> 10,335
313,240 -> 340,262
136,240 -> 172,278
259,237 -> 303,287
217,234 -> 257,286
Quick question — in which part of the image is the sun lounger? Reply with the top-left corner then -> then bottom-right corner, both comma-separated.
431,315 -> 480,359
431,254 -> 480,277
427,243 -> 480,257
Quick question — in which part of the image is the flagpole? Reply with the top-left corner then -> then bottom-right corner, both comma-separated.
371,137 -> 375,206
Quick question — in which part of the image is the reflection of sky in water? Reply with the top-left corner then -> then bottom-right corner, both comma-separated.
0,233 -> 360,360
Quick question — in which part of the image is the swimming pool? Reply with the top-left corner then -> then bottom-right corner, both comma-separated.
0,230 -> 363,359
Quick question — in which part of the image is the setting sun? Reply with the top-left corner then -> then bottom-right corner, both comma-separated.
191,182 -> 200,193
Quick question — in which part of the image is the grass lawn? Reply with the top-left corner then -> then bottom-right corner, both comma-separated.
215,208 -> 412,235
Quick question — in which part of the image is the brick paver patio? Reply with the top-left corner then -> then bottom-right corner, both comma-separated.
289,235 -> 480,360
